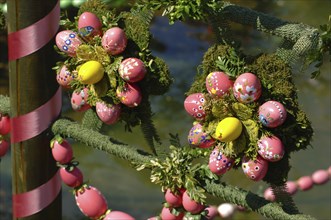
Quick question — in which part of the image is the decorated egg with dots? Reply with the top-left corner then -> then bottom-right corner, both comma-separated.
55,30 -> 82,57
214,117 -> 242,142
78,12 -> 102,40
71,88 -> 91,112
96,101 -> 121,125
259,101 -> 287,128
75,185 -> 108,219
57,65 -> 76,89
184,93 -> 206,120
102,27 -> 127,55
209,147 -> 234,175
188,123 -> 215,148
119,58 -> 147,83
258,135 -> 284,162
103,211 -> 135,220
242,156 -> 268,181
116,83 -> 142,107
205,71 -> 233,97
233,72 -> 261,103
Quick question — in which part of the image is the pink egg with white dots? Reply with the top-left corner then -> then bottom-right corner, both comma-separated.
259,101 -> 287,128
56,30 -> 82,57
78,12 -> 102,40
257,135 -> 285,162
233,72 -> 261,103
96,101 -> 121,125
209,147 -> 234,175
71,88 -> 91,112
119,58 -> 146,82
205,71 -> 233,97
102,27 -> 127,55
242,155 -> 268,181
103,211 -> 135,220
57,65 -> 76,89
184,93 -> 206,120
116,83 -> 142,107
188,123 -> 215,148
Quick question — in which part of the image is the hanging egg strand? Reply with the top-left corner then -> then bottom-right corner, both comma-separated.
184,69 -> 289,182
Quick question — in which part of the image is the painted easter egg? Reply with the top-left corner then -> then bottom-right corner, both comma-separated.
233,72 -> 261,103
102,27 -> 127,55
217,203 -> 236,219
165,188 -> 184,208
259,101 -> 287,128
205,71 -> 233,97
0,115 -> 10,135
205,206 -> 218,220
51,138 -> 73,164
182,190 -> 205,214
103,211 -> 135,220
96,101 -> 121,125
263,187 -> 275,201
209,147 -> 234,175
214,117 -> 242,142
0,140 -> 9,157
257,135 -> 285,162
119,58 -> 146,83
71,88 -> 91,112
285,181 -> 298,195
57,65 -> 76,89
78,60 -> 104,85
184,93 -> 206,120
241,156 -> 268,181
160,207 -> 184,220
297,176 -> 314,191
75,186 -> 108,219
116,83 -> 142,107
60,166 -> 84,188
78,12 -> 102,40
311,170 -> 329,185
56,30 -> 82,57
188,123 -> 215,148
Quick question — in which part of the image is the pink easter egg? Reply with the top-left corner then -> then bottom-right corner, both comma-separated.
116,83 -> 142,107
56,30 -> 82,57
52,139 -> 73,164
78,12 -> 102,39
96,101 -> 121,125
165,188 -> 183,208
188,123 -> 215,148
119,58 -> 146,83
103,211 -> 135,220
257,135 -> 285,162
182,190 -> 205,214
160,207 -> 184,220
209,147 -> 234,175
71,88 -> 91,112
57,65 -> 76,89
263,187 -> 276,201
205,71 -> 233,97
102,27 -> 127,55
60,166 -> 84,188
311,170 -> 329,185
0,140 -> 9,157
328,166 -> 331,176
205,206 -> 218,219
297,176 -> 314,191
285,181 -> 298,195
75,186 -> 108,219
184,93 -> 206,120
0,115 -> 10,135
233,72 -> 261,103
242,156 -> 268,181
259,101 -> 287,128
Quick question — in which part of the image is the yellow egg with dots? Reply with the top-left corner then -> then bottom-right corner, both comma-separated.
214,117 -> 243,142
78,60 -> 104,85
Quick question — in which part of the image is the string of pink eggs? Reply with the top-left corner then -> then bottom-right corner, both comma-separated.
184,71 -> 288,181
55,11 -> 147,120
50,135 -> 135,219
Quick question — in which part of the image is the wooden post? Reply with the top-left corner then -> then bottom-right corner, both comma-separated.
7,0 -> 61,219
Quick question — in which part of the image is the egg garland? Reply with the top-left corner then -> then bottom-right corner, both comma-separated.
54,1 -> 172,150
183,44 -> 313,185
50,135 -> 135,219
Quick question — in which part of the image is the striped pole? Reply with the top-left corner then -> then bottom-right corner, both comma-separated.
7,0 -> 62,219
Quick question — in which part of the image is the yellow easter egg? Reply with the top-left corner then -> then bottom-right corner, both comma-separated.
214,117 -> 242,142
78,60 -> 104,84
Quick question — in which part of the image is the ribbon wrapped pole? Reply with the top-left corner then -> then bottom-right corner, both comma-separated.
7,0 -> 62,219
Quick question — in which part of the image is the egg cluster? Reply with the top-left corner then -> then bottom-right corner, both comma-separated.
185,71 -> 288,182
55,11 -> 151,125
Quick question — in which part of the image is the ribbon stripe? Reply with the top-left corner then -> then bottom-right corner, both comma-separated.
8,0 -> 60,61
13,171 -> 62,218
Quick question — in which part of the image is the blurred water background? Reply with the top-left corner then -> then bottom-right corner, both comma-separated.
0,0 -> 330,219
